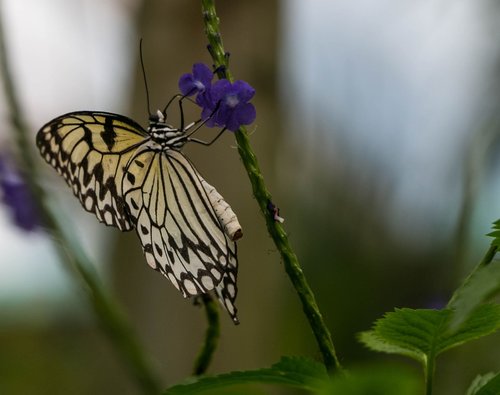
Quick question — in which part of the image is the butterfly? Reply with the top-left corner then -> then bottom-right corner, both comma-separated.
36,106 -> 242,324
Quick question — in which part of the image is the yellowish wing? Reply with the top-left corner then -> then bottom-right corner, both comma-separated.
36,111 -> 148,231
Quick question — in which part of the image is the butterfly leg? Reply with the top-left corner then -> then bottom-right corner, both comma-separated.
188,127 -> 228,146
184,100 -> 225,143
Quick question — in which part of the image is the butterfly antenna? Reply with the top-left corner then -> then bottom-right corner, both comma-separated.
139,39 -> 152,117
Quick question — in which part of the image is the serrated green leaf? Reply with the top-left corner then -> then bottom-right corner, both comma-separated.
358,331 -> 422,361
488,219 -> 500,247
163,356 -> 328,394
467,372 -> 500,395
359,305 -> 500,363
448,261 -> 500,329
359,308 -> 448,363
316,364 -> 421,395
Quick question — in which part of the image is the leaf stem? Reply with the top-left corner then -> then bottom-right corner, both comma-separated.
0,9 -> 161,394
193,294 -> 221,375
424,355 -> 434,395
200,0 -> 342,373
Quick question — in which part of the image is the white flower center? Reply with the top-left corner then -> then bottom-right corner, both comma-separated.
226,94 -> 239,108
194,80 -> 205,91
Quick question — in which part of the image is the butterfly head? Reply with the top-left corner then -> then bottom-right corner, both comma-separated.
149,109 -> 166,124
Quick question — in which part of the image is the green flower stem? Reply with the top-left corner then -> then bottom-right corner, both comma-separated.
0,9 -> 161,394
200,0 -> 342,373
193,294 -> 220,375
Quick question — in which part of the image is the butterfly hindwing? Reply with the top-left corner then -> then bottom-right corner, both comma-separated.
122,147 -> 238,319
36,111 -> 149,231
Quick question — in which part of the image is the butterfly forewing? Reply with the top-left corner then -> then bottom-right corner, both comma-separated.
36,112 -> 148,231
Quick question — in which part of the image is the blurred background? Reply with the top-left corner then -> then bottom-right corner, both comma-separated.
1,0 -> 500,393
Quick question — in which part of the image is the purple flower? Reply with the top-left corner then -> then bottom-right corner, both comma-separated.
203,80 -> 256,131
178,63 -> 213,98
178,63 -> 257,131
0,152 -> 39,231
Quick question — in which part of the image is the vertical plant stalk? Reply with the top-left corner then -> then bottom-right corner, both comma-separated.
479,244 -> 498,267
424,353 -> 435,395
452,121 -> 500,286
193,294 -> 220,375
0,9 -> 161,394
200,0 -> 342,373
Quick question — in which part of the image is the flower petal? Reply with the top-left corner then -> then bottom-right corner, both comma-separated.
0,154 -> 39,231
214,104 -> 232,127
196,89 -> 216,110
225,111 -> 241,131
178,73 -> 197,96
201,106 -> 216,125
236,103 -> 256,125
192,63 -> 213,86
211,79 -> 232,102
233,80 -> 255,102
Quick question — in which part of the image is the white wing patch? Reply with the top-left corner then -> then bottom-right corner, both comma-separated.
201,178 -> 242,241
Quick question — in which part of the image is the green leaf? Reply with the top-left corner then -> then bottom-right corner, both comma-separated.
442,304 -> 500,351
488,219 -> 500,248
359,331 -> 422,361
448,261 -> 500,329
360,308 -> 447,363
163,356 -> 328,394
316,364 -> 421,395
467,372 -> 500,395
359,305 -> 500,363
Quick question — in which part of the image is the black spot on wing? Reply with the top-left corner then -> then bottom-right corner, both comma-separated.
81,124 -> 93,145
100,116 -> 117,150
80,157 -> 92,187
155,243 -> 163,256
134,159 -> 145,168
94,162 -> 104,183
126,171 -> 136,185
130,198 -> 139,211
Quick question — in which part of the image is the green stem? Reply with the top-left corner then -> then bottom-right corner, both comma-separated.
0,9 -> 161,394
479,244 -> 498,267
193,294 -> 220,375
425,356 -> 435,395
452,121 -> 499,287
200,0 -> 342,373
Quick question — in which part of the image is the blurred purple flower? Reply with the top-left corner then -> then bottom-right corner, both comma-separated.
202,79 -> 256,131
424,297 -> 447,310
0,152 -> 39,231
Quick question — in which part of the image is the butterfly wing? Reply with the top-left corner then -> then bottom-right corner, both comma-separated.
36,111 -> 149,231
122,146 -> 240,322
37,111 -> 241,322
